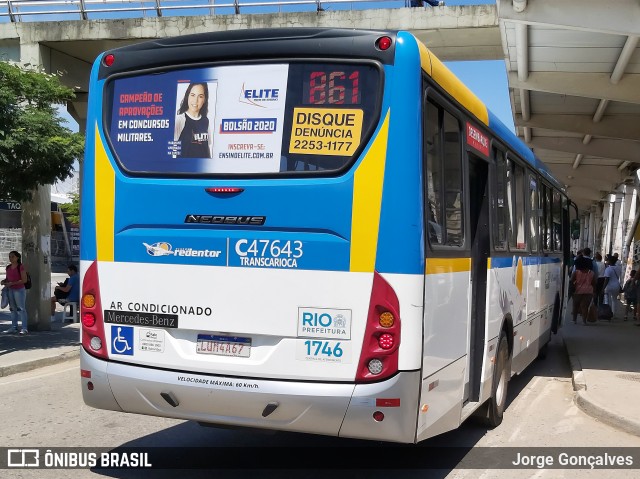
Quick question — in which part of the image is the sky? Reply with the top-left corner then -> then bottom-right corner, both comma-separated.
54,0 -> 512,193
447,60 -> 515,132
439,0 -> 515,132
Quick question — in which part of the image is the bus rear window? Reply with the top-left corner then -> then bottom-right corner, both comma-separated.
105,62 -> 381,176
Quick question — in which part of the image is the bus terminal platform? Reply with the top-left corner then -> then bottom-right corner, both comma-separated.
1,287 -> 639,439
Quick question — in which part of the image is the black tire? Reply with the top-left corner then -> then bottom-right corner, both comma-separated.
537,341 -> 548,360
484,331 -> 511,428
551,296 -> 561,333
537,327 -> 552,360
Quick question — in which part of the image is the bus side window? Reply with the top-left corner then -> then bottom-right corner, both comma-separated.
494,150 -> 508,250
424,99 -> 464,248
425,100 -> 444,245
529,175 -> 539,253
442,110 -> 463,246
552,190 -> 562,251
543,184 -> 552,251
509,160 -> 526,250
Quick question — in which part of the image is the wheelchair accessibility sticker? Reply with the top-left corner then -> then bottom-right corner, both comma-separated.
111,325 -> 134,356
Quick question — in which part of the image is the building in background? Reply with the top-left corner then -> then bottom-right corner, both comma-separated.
0,191 -> 79,271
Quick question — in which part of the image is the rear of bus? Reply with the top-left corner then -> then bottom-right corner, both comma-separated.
80,29 -> 426,443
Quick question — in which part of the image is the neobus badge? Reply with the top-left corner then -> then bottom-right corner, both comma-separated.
297,308 -> 352,339
466,122 -> 489,156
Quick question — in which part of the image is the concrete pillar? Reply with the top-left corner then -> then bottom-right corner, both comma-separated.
613,189 -> 625,258
20,41 -> 53,331
67,94 -> 87,134
578,215 -> 586,250
604,198 -> 614,256
622,187 -> 637,280
590,206 -> 598,254
594,205 -> 603,255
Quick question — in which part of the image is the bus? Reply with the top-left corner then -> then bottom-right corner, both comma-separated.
80,28 -> 571,443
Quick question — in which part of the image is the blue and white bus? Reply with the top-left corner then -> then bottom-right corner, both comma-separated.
80,28 -> 571,443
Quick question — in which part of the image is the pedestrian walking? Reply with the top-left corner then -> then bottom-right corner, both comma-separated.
593,252 -> 606,305
570,256 -> 596,325
0,251 -> 28,335
602,254 -> 622,318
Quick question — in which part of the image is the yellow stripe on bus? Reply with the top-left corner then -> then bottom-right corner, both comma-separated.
425,258 -> 471,275
350,110 -> 390,272
417,41 -> 489,127
95,126 -> 115,262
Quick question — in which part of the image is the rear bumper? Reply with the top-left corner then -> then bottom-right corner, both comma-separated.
81,348 -> 420,443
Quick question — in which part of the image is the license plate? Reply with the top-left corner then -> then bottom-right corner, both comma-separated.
196,334 -> 251,358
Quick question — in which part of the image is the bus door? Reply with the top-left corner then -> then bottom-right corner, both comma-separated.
421,98 -> 472,436
467,153 -> 489,402
558,199 -> 579,330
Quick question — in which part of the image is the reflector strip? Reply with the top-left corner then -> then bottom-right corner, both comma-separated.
81,369 -> 91,378
376,398 -> 400,407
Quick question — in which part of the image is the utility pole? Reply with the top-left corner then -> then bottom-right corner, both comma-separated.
20,41 -> 53,331
21,186 -> 52,331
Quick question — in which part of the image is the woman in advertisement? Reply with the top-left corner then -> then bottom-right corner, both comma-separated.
174,82 -> 212,158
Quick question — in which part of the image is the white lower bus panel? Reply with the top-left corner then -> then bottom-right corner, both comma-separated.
81,349 -> 421,443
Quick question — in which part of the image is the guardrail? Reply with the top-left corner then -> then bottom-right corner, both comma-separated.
0,0 -> 414,22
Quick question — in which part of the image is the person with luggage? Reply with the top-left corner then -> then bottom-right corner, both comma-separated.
622,270 -> 638,321
570,256 -> 596,325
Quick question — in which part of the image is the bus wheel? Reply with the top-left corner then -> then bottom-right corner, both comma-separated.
484,331 -> 510,428
537,340 -> 549,360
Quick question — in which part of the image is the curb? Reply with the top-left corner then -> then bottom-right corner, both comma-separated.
561,335 -> 586,391
575,390 -> 640,438
561,334 -> 640,438
0,348 -> 80,378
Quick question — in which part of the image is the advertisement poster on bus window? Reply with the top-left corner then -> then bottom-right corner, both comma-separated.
110,64 -> 288,174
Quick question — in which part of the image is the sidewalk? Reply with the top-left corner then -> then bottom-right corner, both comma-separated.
560,303 -> 640,437
0,272 -> 80,377
0,315 -> 80,376
1,288 -> 639,438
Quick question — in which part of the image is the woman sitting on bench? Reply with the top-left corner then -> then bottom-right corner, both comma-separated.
51,264 -> 80,322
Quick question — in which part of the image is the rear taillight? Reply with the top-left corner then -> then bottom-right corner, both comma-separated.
355,271 -> 401,383
102,54 -> 115,67
81,261 -> 108,360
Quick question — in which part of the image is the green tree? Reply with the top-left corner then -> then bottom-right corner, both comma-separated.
60,191 -> 80,225
0,62 -> 84,203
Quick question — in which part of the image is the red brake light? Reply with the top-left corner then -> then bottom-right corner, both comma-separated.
82,313 -> 96,328
103,54 -> 115,67
377,36 -> 392,51
378,333 -> 395,350
355,272 -> 401,383
205,187 -> 244,194
81,261 -> 108,360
